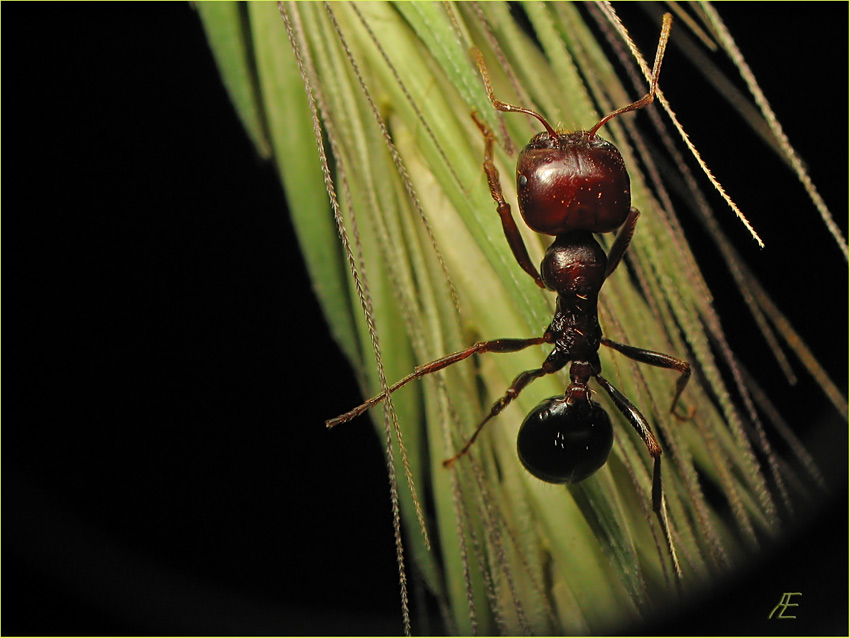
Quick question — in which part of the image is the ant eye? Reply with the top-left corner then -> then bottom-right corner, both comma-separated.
589,136 -> 614,151
516,396 -> 613,484
518,174 -> 528,188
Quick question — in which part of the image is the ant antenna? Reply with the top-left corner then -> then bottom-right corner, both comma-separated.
588,13 -> 672,139
472,47 -> 559,139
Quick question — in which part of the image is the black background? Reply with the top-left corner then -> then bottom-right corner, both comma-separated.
4,3 -> 847,636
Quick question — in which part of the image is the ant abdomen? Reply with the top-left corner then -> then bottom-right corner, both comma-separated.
541,231 -> 608,295
517,396 -> 614,484
517,132 -> 630,235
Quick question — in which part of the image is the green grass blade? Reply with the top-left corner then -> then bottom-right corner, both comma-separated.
198,2 -> 842,633
195,1 -> 271,159
246,2 -> 361,367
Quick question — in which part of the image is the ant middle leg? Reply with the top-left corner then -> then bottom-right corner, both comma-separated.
472,113 -> 546,289
595,374 -> 683,581
326,335 -> 551,428
600,337 -> 692,419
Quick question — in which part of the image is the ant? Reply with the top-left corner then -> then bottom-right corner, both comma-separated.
328,14 -> 689,578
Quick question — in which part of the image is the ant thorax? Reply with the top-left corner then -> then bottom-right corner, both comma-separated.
540,231 -> 608,294
516,130 -> 631,235
541,232 -> 606,364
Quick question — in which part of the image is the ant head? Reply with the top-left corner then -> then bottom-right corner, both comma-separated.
516,395 -> 613,484
490,13 -> 671,237
516,130 -> 630,236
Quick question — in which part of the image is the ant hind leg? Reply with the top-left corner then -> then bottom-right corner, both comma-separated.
601,337 -> 692,420
595,374 -> 683,583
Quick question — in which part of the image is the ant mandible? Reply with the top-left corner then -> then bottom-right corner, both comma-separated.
328,14 -> 689,577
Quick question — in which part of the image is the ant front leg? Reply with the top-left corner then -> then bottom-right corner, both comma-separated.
472,113 -> 546,289
595,374 -> 683,582
601,337 -> 692,419
604,207 -> 640,280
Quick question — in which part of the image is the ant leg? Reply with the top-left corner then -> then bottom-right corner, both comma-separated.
594,374 -> 683,581
472,113 -> 546,289
604,207 -> 640,280
326,335 -> 551,428
600,338 -> 692,419
443,352 -> 565,468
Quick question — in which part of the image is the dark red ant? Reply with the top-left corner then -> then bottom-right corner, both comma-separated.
328,14 -> 689,578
